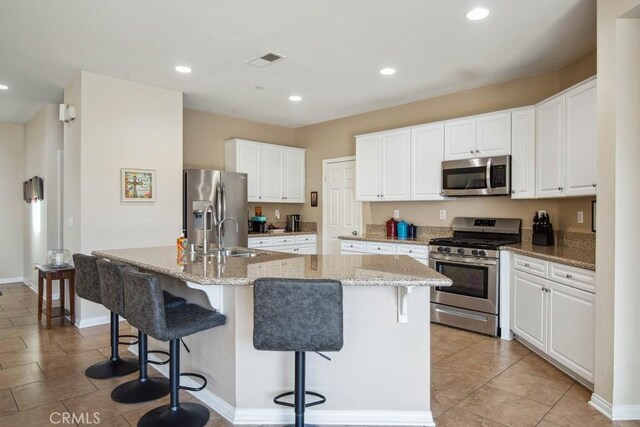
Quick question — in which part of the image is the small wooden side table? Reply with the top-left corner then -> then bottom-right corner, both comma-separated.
35,264 -> 76,329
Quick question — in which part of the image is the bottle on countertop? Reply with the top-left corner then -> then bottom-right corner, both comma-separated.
177,231 -> 187,253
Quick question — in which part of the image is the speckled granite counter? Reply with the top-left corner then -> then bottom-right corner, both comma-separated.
338,234 -> 442,246
501,244 -> 595,271
248,231 -> 316,238
92,246 -> 450,287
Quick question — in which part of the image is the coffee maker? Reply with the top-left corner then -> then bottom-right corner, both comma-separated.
286,214 -> 301,232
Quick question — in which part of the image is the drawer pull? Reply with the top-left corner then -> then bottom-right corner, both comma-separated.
409,250 -> 413,253
377,247 -> 381,250
524,263 -> 530,267
566,274 -> 573,279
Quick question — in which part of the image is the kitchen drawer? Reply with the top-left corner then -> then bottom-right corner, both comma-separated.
272,236 -> 295,246
341,240 -> 367,253
367,242 -> 396,254
248,237 -> 273,248
396,244 -> 428,259
268,246 -> 293,253
549,262 -> 595,294
294,234 -> 317,244
513,254 -> 548,278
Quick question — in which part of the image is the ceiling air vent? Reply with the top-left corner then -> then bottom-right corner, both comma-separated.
247,52 -> 286,68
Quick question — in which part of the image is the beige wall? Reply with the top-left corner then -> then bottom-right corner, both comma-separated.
593,0 -> 640,410
0,123 -> 24,281
183,108 -> 294,170
23,104 -> 63,290
64,71 -> 183,325
294,51 -> 596,247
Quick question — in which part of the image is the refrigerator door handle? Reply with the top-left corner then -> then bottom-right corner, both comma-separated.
215,183 -> 223,227
221,183 -> 227,237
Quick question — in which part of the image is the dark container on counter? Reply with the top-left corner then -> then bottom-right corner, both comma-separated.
532,212 -> 555,246
386,218 -> 398,238
250,216 -> 267,233
408,223 -> 418,239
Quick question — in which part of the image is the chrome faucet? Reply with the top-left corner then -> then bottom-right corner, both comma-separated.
202,204 -> 214,255
217,217 -> 239,251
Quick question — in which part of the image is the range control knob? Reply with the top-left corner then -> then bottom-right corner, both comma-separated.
478,250 -> 487,257
437,246 -> 444,253
457,248 -> 465,255
443,247 -> 452,253
471,249 -> 479,256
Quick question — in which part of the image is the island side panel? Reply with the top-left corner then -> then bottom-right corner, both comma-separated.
234,285 -> 431,414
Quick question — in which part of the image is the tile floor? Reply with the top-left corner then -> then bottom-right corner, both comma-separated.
0,281 -> 637,426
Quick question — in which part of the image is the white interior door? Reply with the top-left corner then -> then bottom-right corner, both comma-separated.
323,157 -> 362,255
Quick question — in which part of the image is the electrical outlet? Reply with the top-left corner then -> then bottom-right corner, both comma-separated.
275,210 -> 280,220
578,211 -> 584,224
67,216 -> 74,228
440,210 -> 446,220
393,210 -> 400,219
538,210 -> 547,217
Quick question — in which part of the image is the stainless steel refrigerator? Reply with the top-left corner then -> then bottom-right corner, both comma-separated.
183,169 -> 248,249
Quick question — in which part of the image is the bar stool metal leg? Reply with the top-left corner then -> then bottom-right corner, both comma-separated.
295,351 -> 305,427
111,331 -> 170,403
138,339 -> 210,427
85,312 -> 138,379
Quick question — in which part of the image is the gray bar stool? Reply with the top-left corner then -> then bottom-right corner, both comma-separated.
73,254 -> 138,379
96,259 -> 187,404
253,278 -> 344,427
123,269 -> 226,427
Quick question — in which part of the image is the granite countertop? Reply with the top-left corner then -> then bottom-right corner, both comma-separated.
248,231 -> 317,238
501,244 -> 595,271
338,234 -> 441,246
92,246 -> 451,287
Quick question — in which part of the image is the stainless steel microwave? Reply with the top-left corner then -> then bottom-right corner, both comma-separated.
441,155 -> 510,196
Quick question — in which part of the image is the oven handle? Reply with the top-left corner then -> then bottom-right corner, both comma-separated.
486,157 -> 492,194
434,307 -> 489,322
429,254 -> 498,266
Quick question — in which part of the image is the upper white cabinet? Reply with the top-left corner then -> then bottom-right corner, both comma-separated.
355,129 -> 410,201
476,112 -> 512,157
511,108 -> 536,199
411,123 -> 445,200
444,118 -> 476,160
225,138 -> 305,203
536,78 -> 597,198
444,112 -> 511,160
565,79 -> 597,197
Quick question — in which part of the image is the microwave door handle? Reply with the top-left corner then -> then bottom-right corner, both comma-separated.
486,158 -> 492,194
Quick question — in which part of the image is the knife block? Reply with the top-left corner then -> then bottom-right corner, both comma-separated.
532,224 -> 555,246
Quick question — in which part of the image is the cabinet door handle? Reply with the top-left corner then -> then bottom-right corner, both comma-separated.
524,263 -> 530,267
566,274 -> 573,279
475,149 -> 480,153
469,150 -> 474,154
593,183 -> 597,187
511,190 -> 515,194
558,187 -> 563,191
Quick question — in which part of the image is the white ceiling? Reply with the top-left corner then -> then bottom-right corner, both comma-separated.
0,0 -> 596,127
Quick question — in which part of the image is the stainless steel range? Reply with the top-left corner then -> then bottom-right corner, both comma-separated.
429,217 -> 521,336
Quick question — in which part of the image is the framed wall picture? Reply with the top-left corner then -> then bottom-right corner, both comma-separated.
310,191 -> 318,207
121,168 -> 156,202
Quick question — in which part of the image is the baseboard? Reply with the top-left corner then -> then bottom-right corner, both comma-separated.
590,393 -> 613,418
0,277 -> 24,285
24,279 -> 60,300
137,347 -> 434,426
75,315 -> 112,329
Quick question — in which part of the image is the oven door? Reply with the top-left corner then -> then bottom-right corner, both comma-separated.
429,253 -> 498,314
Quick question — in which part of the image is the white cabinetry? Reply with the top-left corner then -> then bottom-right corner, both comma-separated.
510,108 -> 536,199
226,139 -> 305,203
444,112 -> 511,161
411,123 -> 445,200
536,78 -> 597,198
248,234 -> 317,255
339,239 -> 429,265
511,254 -> 595,383
355,129 -> 410,201
564,79 -> 597,197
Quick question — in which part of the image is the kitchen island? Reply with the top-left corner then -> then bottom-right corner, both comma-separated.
92,246 -> 450,426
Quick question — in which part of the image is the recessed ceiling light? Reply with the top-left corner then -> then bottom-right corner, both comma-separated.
175,65 -> 192,73
289,95 -> 302,102
380,67 -> 396,76
466,7 -> 489,20
0,84 -> 8,90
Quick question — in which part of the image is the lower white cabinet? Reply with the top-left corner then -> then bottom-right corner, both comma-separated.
511,254 -> 595,383
248,234 -> 317,255
339,239 -> 428,265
